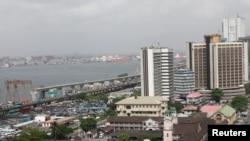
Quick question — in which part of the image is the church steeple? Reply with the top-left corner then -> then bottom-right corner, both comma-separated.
163,107 -> 177,141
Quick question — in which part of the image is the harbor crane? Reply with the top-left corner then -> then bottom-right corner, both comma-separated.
5,80 -> 33,104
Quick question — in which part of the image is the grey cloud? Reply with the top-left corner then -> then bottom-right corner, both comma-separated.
0,0 -> 249,57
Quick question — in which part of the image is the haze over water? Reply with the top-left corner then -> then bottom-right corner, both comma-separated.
0,61 -> 140,104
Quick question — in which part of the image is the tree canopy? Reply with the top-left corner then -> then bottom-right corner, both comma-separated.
50,122 -> 73,140
130,89 -> 141,97
17,127 -> 47,141
167,100 -> 183,113
137,133 -> 155,141
108,96 -> 126,111
231,95 -> 248,111
244,82 -> 250,94
117,73 -> 128,77
75,93 -> 108,103
80,118 -> 97,132
211,88 -> 224,103
117,133 -> 130,141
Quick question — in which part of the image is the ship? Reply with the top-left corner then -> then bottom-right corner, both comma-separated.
174,53 -> 186,60
106,57 -> 133,62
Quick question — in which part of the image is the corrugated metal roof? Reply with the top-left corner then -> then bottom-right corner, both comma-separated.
218,105 -> 236,118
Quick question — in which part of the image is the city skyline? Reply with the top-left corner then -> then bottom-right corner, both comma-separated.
0,0 -> 250,57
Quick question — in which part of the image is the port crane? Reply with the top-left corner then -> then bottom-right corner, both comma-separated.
5,80 -> 33,104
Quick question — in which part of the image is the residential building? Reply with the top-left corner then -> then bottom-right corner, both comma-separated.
140,46 -> 174,99
186,34 -> 248,100
182,105 -> 198,116
106,116 -> 163,131
115,96 -> 168,117
174,69 -> 195,99
222,15 -> 246,42
186,92 -> 202,105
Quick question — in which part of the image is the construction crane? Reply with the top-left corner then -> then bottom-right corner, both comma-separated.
5,80 -> 33,104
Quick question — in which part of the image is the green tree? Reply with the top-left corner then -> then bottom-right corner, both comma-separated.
17,127 -> 46,141
75,93 -> 86,101
167,100 -> 183,113
244,82 -> 250,94
130,89 -> 141,97
50,122 -> 73,140
80,118 -> 97,132
211,88 -> 224,103
231,95 -> 248,111
117,73 -> 128,77
137,133 -> 155,141
117,133 -> 130,141
98,93 -> 109,103
108,96 -> 126,110
105,109 -> 117,117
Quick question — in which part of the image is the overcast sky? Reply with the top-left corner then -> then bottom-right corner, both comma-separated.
0,0 -> 250,57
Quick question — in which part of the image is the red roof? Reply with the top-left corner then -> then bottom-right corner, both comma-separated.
186,92 -> 202,98
200,105 -> 222,113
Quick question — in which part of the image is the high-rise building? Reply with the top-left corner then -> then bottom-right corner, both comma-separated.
174,69 -> 195,99
222,15 -> 246,42
239,36 -> 250,65
186,34 -> 248,100
140,46 -> 174,99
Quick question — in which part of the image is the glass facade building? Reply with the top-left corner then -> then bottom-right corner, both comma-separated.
174,69 -> 195,99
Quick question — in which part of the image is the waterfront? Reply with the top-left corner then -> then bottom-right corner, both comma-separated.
0,61 -> 140,104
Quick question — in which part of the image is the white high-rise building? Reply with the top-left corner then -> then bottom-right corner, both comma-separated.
222,15 -> 246,42
140,46 -> 174,99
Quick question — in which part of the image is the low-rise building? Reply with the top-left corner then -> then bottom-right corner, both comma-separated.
200,104 -> 223,117
106,116 -> 163,131
115,96 -> 168,117
182,105 -> 198,116
209,104 -> 236,124
186,92 -> 202,105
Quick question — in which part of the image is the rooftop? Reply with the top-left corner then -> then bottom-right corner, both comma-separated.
200,104 -> 222,113
186,92 -> 202,98
115,96 -> 168,105
216,104 -> 236,118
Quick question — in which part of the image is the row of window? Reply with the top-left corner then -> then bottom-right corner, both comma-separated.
118,104 -> 163,109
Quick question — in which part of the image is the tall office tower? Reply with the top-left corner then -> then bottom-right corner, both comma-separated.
239,36 -> 250,65
186,34 -> 248,99
174,69 -> 195,99
222,15 -> 246,42
140,46 -> 174,99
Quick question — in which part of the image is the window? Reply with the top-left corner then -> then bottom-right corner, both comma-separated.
126,105 -> 131,109
216,114 -> 222,121
148,122 -> 152,126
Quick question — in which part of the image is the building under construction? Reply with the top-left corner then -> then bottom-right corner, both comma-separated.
5,80 -> 33,104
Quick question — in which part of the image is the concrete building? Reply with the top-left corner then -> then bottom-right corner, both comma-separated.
140,46 -> 174,99
222,15 -> 246,42
186,34 -> 248,100
174,69 -> 195,99
106,116 -> 163,131
163,110 -> 215,141
115,96 -> 168,117
209,104 -> 237,125
239,36 -> 250,65
186,92 -> 202,105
